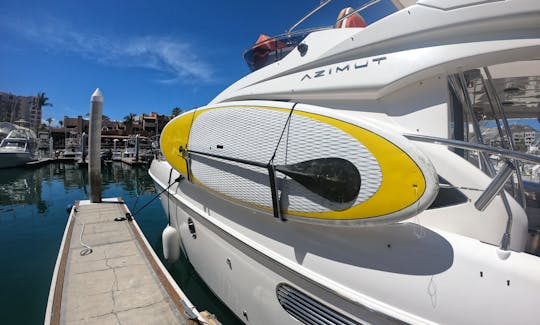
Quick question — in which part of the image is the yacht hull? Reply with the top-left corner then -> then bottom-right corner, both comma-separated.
150,159 -> 540,324
0,152 -> 35,168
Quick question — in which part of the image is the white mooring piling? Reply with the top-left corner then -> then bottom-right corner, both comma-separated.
89,88 -> 103,203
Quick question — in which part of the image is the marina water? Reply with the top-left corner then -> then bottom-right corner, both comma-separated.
0,162 -> 240,324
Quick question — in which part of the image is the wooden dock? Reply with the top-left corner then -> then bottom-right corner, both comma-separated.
44,198 -> 210,325
121,158 -> 146,166
25,157 -> 76,167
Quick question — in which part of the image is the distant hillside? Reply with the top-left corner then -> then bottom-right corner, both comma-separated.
482,118 -> 540,131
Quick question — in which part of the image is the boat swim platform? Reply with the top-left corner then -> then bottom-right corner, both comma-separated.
44,197 -> 218,325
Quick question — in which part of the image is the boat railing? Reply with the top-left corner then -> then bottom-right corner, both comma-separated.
405,133 -> 540,251
287,0 -> 334,33
245,0 -> 389,71
243,28 -> 329,72
287,0 -> 381,33
442,67 -> 540,250
334,0 -> 381,29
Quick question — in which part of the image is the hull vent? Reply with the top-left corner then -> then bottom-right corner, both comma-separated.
276,283 -> 360,325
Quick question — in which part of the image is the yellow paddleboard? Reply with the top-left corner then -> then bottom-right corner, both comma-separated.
161,102 -> 438,225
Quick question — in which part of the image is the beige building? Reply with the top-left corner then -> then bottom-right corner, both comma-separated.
0,91 -> 41,128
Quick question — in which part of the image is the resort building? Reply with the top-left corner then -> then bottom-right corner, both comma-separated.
0,92 -> 41,128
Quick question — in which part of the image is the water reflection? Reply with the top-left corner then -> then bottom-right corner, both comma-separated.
0,162 -> 156,215
0,162 -> 162,324
0,162 -> 240,325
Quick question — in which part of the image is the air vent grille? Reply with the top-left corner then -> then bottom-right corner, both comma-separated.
276,283 -> 360,325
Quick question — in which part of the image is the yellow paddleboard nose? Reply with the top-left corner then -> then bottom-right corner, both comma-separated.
161,110 -> 195,177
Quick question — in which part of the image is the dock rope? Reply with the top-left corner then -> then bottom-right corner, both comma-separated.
79,223 -> 93,256
130,173 -> 183,218
131,183 -> 146,214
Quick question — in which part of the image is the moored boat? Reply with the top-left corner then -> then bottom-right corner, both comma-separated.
150,0 -> 540,323
0,127 -> 38,168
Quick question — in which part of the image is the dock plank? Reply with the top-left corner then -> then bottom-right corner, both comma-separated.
45,198 -> 196,325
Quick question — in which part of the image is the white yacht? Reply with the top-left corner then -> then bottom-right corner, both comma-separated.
150,0 -> 540,323
0,127 -> 38,168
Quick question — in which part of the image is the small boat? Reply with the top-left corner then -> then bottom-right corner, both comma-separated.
0,127 -> 38,168
62,132 -> 83,161
151,0 -> 540,323
111,150 -> 122,161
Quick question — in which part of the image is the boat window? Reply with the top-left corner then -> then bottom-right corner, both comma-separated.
7,141 -> 26,148
446,60 -> 540,216
243,31 -> 313,72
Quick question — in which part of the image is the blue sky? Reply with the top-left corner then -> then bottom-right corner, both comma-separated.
0,0 -> 397,125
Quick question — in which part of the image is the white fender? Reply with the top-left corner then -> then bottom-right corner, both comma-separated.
162,225 -> 180,263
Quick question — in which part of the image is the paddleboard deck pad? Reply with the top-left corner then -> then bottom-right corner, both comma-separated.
161,102 -> 438,225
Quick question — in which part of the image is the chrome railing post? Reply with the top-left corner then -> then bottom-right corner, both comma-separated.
483,67 -> 527,209
475,161 -> 515,211
404,133 -> 540,251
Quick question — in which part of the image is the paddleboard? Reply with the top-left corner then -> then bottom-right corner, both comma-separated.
161,102 -> 438,225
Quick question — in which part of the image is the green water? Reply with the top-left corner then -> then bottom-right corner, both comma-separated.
0,162 -> 240,325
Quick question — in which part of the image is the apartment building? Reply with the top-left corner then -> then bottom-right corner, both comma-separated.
0,92 -> 40,128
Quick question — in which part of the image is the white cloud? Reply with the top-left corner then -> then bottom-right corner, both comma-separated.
4,17 -> 214,83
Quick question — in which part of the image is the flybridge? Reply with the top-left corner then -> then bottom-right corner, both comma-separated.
300,56 -> 387,81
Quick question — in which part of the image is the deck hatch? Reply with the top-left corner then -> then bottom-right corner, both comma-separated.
276,283 -> 360,325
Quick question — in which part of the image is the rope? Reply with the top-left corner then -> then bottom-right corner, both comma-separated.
130,175 -> 183,218
427,276 -> 438,308
167,167 -> 174,225
131,183 -> 146,213
268,103 -> 296,165
79,223 -> 93,256
412,185 -> 426,239
266,103 -> 296,222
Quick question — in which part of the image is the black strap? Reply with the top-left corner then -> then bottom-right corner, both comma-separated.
267,103 -> 296,221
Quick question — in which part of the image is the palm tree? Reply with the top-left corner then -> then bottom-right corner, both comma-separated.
37,92 -> 53,111
59,120 -> 66,149
46,117 -> 53,137
123,113 -> 136,135
37,92 -> 53,131
172,107 -> 182,117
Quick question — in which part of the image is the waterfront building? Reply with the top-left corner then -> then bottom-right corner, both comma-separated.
0,92 -> 41,129
486,124 -> 537,151
63,115 -> 89,135
142,112 -> 158,135
511,124 -> 536,147
47,112 -> 171,149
